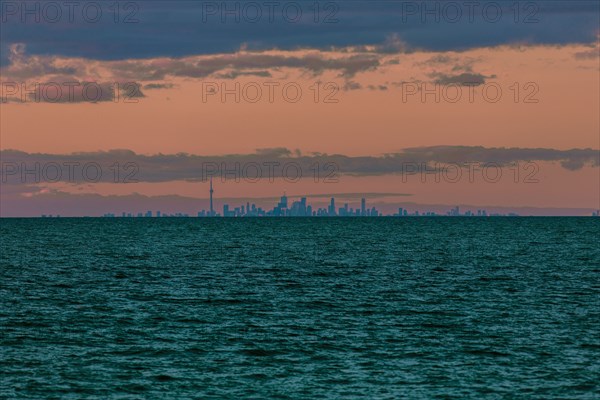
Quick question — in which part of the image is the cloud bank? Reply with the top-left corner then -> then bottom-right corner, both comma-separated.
1,146 -> 598,185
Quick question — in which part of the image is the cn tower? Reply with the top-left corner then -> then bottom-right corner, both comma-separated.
209,177 -> 214,216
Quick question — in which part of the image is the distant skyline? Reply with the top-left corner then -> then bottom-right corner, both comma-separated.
95,186 -> 524,218
1,1 -> 598,215
1,145 -> 598,216
5,181 -> 600,218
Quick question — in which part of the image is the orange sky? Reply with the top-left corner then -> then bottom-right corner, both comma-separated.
1,43 -> 598,213
2,44 -> 598,154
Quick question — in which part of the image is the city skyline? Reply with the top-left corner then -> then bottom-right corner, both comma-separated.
1,2 -> 598,215
49,181 -> 597,218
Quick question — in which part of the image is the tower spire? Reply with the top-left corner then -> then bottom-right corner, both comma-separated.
210,177 -> 214,216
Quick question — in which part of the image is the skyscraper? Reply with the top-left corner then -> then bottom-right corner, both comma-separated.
361,198 -> 366,216
280,192 -> 288,209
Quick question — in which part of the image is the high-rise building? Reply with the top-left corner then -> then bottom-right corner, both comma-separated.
279,193 -> 288,209
328,197 -> 336,216
361,198 -> 366,216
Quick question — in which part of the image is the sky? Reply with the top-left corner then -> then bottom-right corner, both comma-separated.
0,0 -> 599,216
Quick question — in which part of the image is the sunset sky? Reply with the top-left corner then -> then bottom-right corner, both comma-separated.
0,1 -> 598,216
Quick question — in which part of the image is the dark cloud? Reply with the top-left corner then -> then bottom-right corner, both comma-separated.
431,72 -> 493,86
143,83 -> 176,90
46,82 -> 120,103
424,55 -> 455,65
1,1 -> 597,67
394,146 -> 600,171
104,52 -> 381,80
1,81 -> 145,103
1,46 -> 382,84
343,81 -> 362,91
368,85 -> 388,91
254,148 -> 293,157
2,43 -> 78,79
1,146 -> 597,186
214,70 -> 273,79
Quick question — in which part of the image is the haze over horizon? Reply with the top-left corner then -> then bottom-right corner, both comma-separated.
1,0 -> 598,215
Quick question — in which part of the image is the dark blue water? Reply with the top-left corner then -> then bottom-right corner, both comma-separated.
1,218 -> 599,399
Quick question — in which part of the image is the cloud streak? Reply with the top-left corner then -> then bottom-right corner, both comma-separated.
2,146 -> 597,185
1,43 -> 382,82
